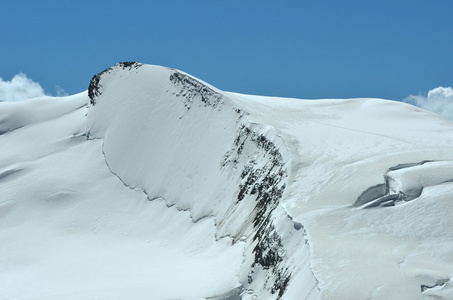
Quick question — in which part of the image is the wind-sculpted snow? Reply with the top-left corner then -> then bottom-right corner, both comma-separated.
1,63 -> 453,299
356,160 -> 453,208
86,64 -> 318,299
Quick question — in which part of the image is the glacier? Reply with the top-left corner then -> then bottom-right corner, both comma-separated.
1,62 -> 452,299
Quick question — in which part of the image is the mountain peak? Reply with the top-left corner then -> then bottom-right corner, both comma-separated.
88,61 -> 143,104
1,63 -> 453,299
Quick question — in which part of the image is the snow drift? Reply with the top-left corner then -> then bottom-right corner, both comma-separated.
1,62 -> 453,299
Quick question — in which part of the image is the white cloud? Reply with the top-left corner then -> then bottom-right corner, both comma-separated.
0,73 -> 46,102
404,86 -> 453,121
54,85 -> 68,97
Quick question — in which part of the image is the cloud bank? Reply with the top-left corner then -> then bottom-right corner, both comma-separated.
404,87 -> 453,121
0,73 -> 47,102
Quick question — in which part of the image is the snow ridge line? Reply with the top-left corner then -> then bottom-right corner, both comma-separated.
86,63 -> 320,298
274,126 -> 323,297
221,121 -> 321,299
282,207 -> 321,293
274,128 -> 321,294
238,122 -> 321,298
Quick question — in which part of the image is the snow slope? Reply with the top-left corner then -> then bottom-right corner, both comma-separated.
1,62 -> 453,299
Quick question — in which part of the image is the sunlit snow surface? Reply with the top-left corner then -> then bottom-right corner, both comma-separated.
1,63 -> 453,299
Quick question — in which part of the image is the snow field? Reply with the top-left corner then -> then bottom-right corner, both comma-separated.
1,63 -> 453,299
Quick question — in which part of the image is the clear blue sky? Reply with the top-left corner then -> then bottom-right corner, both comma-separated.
1,0 -> 452,100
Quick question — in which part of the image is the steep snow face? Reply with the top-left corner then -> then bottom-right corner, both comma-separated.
0,66 -> 246,299
1,62 -> 453,299
86,63 -> 317,299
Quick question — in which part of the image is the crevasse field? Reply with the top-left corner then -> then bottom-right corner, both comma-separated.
1,62 -> 452,300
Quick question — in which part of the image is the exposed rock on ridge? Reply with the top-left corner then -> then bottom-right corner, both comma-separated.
86,63 -> 318,299
88,61 -> 143,105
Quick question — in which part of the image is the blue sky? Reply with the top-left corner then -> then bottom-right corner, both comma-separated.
1,0 -> 452,101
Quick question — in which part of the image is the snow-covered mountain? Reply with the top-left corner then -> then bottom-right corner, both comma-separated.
1,62 -> 453,300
